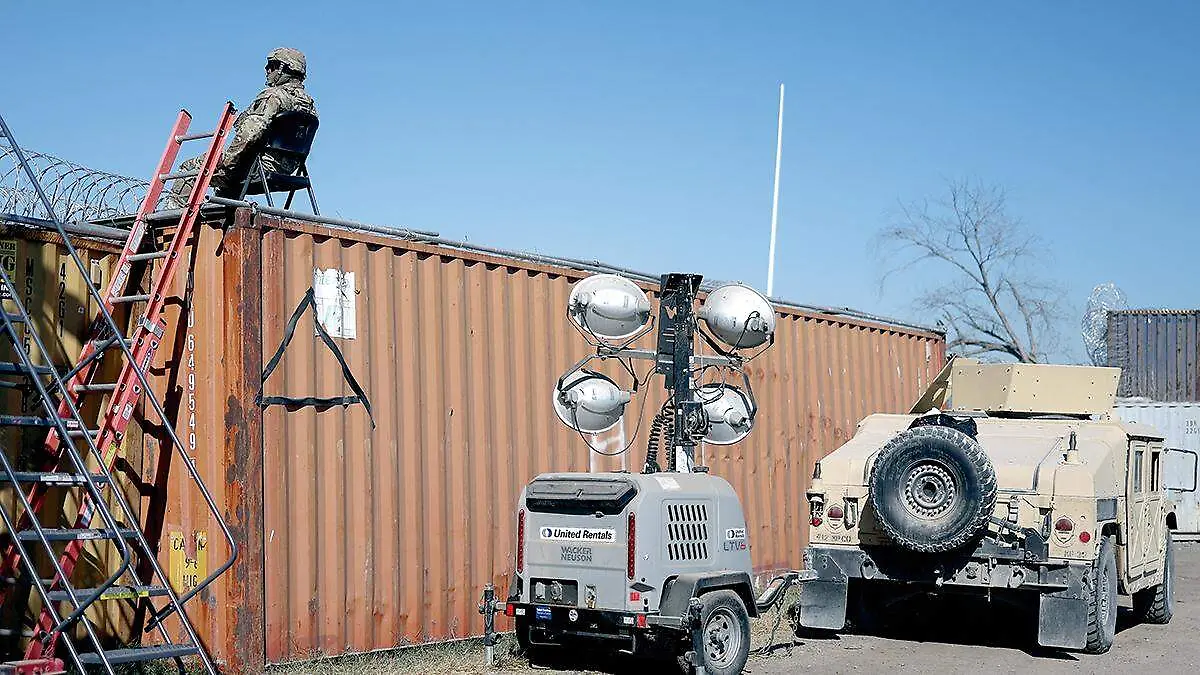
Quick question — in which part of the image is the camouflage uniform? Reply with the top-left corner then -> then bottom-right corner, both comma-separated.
172,47 -> 317,204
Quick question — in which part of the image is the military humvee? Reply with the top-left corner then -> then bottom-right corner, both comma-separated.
798,359 -> 1196,653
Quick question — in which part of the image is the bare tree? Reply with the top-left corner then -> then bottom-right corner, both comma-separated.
876,180 -> 1064,363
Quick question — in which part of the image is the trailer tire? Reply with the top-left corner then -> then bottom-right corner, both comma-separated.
692,590 -> 751,675
1133,532 -> 1174,625
869,424 -> 996,553
1085,535 -> 1118,654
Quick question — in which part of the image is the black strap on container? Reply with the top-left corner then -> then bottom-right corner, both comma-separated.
257,287 -> 375,427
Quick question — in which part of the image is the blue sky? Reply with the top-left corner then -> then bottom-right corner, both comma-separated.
6,2 -> 1198,361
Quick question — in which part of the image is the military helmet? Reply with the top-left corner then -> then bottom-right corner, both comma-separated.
267,47 -> 306,78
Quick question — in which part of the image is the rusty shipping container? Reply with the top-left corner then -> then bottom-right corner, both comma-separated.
2,210 -> 945,671
0,226 -> 152,646
1108,309 -> 1200,401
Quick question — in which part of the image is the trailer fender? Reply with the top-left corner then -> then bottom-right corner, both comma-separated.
659,571 -> 758,622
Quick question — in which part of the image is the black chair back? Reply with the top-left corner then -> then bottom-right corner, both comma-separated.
261,110 -> 319,159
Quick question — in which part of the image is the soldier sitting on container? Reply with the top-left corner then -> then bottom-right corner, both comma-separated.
171,47 -> 318,204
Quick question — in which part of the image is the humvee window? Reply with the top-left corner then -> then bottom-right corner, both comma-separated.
1134,449 -> 1144,492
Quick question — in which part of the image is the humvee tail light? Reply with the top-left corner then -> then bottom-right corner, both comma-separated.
808,491 -> 825,528
627,512 -> 637,580
504,603 -> 516,617
1054,517 -> 1074,533
1079,531 -> 1092,543
517,509 -> 526,573
636,614 -> 648,628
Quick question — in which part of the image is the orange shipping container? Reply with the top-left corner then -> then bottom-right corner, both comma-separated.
3,209 -> 945,672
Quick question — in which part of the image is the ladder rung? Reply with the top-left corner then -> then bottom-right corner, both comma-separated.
97,335 -> 132,351
159,170 -> 199,181
128,250 -> 168,262
74,383 -> 117,393
47,584 -> 170,603
0,362 -> 56,376
112,294 -> 151,304
0,415 -> 56,428
78,644 -> 199,665
176,131 -> 215,142
59,336 -> 129,384
16,528 -> 138,542
65,428 -> 99,439
0,472 -> 111,486
2,313 -> 26,324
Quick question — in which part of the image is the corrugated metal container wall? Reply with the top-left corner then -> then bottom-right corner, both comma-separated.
147,218 -> 238,657
1114,402 -> 1200,539
1108,310 -> 1200,401
0,229 -> 147,643
248,214 -> 946,664
0,222 -> 252,663
0,213 -> 947,669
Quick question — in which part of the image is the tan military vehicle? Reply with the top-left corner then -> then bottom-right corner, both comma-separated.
797,359 -> 1196,653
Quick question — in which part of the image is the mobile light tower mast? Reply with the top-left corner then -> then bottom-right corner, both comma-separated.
483,271 -> 810,675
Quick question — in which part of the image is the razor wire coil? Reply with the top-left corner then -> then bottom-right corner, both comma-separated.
0,141 -> 149,223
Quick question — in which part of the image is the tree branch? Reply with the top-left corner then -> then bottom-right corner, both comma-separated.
875,179 -> 1063,363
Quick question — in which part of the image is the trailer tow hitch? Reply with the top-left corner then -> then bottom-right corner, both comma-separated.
755,570 -> 816,613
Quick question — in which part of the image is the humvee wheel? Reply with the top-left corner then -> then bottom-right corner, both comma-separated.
1134,532 -> 1174,624
694,590 -> 750,675
869,425 -> 997,553
1085,535 -> 1118,654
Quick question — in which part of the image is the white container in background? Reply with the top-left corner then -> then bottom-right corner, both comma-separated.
1115,401 -> 1200,540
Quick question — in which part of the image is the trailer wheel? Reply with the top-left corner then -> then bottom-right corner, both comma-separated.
692,590 -> 751,675
1133,532 -> 1174,624
1085,535 -> 1118,654
869,424 -> 996,553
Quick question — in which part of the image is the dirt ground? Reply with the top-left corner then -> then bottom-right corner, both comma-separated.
748,542 -> 1200,674
268,543 -> 1199,675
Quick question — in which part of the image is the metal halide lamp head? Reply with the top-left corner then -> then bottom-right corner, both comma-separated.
553,370 -> 632,434
699,283 -> 775,349
696,384 -> 755,445
568,274 -> 652,342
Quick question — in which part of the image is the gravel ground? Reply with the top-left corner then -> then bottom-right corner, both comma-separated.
268,543 -> 1198,674
747,542 -> 1199,674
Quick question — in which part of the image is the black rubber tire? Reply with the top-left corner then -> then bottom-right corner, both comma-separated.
692,590 -> 751,675
1133,532 -> 1175,624
868,425 -> 997,553
1085,535 -> 1118,654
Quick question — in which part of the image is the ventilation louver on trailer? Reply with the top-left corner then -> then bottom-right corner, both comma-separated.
665,502 -> 711,562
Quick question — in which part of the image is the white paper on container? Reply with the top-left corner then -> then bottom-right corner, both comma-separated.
312,268 -> 356,339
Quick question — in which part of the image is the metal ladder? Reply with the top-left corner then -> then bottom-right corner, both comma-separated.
0,106 -> 240,673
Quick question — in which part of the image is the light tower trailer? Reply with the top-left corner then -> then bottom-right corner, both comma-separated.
484,273 -> 808,675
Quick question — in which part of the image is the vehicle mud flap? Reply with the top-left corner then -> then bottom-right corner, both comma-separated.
1038,593 -> 1087,650
798,552 -> 848,630
799,580 -> 848,630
